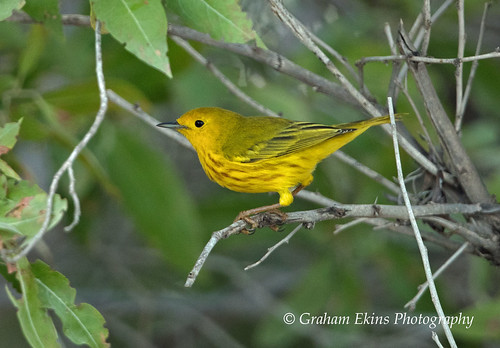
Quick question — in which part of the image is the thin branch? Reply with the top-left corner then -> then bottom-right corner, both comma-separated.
457,1 -> 492,131
405,242 -> 469,311
170,36 -> 280,117
333,218 -> 368,235
244,224 -> 303,270
455,0 -> 465,127
394,80 -> 440,158
106,89 -> 192,149
357,51 -> 500,65
384,22 -> 397,55
268,0 -> 380,117
185,220 -> 246,287
395,0 -> 456,94
4,21 -> 108,262
6,12 -> 91,27
432,331 -> 445,348
400,25 -> 493,204
421,0 -> 432,57
388,96 -> 457,347
309,31 -> 361,85
333,151 -> 400,194
64,166 -> 81,232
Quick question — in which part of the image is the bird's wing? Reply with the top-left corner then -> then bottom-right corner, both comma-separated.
225,121 -> 355,163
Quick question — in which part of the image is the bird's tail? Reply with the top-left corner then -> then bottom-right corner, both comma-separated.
336,113 -> 404,130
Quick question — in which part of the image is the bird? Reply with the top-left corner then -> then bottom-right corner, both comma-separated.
158,107 -> 399,223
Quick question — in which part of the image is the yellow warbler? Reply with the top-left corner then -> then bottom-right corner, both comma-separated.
158,107 -> 398,217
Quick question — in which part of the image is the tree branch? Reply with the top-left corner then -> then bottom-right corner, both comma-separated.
388,96 -> 457,347
398,24 -> 494,205
183,200 -> 500,287
4,20 -> 108,262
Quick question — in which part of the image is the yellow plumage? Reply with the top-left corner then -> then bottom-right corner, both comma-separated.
158,107 -> 398,209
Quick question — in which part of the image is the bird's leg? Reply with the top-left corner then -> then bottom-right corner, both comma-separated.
291,184 -> 305,196
236,186 -> 304,233
235,202 -> 283,228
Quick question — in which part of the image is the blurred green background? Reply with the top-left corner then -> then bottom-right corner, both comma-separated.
1,0 -> 500,347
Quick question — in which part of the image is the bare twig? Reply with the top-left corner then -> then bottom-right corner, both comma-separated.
357,51 -> 500,65
309,31 -> 360,85
268,0 -> 380,116
333,151 -> 400,194
6,11 -> 91,27
394,80 -> 440,158
185,220 -> 246,287
457,1 -> 492,131
384,22 -> 397,55
244,224 -> 303,270
421,0 -> 432,56
432,331 -> 445,348
405,242 -> 469,311
4,21 -> 108,262
388,96 -> 457,347
106,89 -> 192,149
333,218 -> 368,235
395,0 -> 456,93
64,166 -> 81,232
399,25 -> 493,205
455,0 -> 465,128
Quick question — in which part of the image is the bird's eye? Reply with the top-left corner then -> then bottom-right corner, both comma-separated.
195,120 -> 204,128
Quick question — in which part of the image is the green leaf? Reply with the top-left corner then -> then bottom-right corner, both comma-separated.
0,0 -> 25,21
23,0 -> 63,39
31,260 -> 110,348
102,124 -> 204,272
0,179 -> 67,240
0,118 -> 22,155
167,0 -> 265,47
91,0 -> 172,77
6,258 -> 59,348
0,117 -> 67,241
0,119 -> 22,180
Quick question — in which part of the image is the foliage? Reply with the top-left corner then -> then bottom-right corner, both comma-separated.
0,0 -> 499,347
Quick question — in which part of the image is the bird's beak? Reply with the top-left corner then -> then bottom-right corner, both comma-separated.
156,121 -> 187,129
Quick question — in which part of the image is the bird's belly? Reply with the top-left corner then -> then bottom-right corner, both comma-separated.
200,152 -> 314,194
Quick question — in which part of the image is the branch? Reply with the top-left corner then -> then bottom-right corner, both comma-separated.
388,96 -> 457,347
457,1 -> 492,131
405,242 -> 470,311
183,200 -> 500,287
4,21 -> 108,262
244,224 -> 304,271
455,0 -> 465,125
356,51 -> 500,66
399,24 -> 493,205
106,89 -> 192,150
185,220 -> 246,287
267,0 -> 380,116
